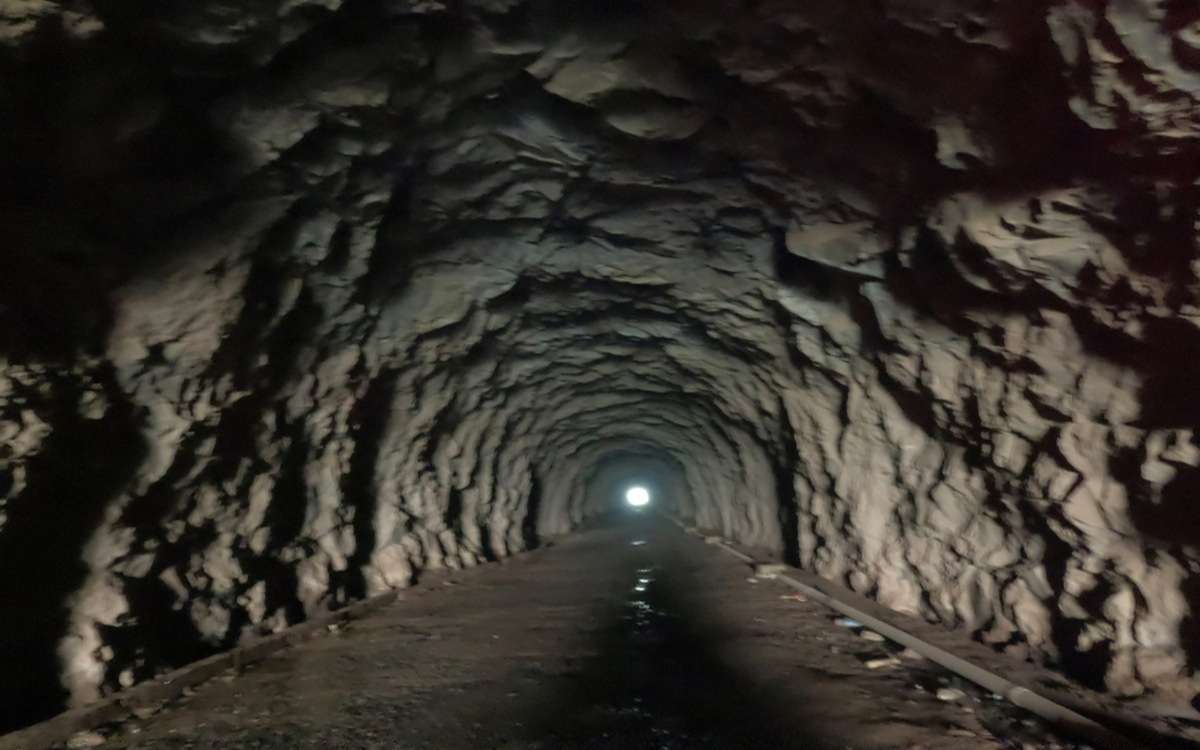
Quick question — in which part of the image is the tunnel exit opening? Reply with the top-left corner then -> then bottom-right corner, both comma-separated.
625,485 -> 651,508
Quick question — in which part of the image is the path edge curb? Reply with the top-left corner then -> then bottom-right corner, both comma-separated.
0,586 -> 402,750
662,514 -> 1139,750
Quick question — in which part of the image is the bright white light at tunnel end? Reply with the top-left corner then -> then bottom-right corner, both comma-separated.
625,486 -> 651,508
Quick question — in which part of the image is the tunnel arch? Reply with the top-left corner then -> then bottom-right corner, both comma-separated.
1,0 -> 1199,733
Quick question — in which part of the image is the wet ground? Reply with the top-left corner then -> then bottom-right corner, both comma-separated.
90,515 -> 1094,749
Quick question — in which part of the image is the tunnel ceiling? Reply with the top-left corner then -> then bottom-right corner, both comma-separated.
2,0 -> 1200,730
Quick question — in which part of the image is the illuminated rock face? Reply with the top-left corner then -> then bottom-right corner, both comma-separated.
1,0 -> 1198,730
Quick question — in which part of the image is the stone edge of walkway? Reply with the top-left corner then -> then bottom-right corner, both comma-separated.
0,588 -> 402,750
0,535 -> 575,750
666,514 -> 1200,750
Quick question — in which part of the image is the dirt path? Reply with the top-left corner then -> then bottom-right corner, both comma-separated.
97,516 -> 1085,749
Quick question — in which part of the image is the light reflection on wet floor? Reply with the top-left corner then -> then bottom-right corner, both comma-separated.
564,532 -> 799,748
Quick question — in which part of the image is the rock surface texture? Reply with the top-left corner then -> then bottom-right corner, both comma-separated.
1,0 -> 1199,732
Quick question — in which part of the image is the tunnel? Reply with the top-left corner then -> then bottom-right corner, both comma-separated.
1,0 -> 1200,747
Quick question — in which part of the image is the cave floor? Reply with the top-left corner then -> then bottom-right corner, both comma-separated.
101,516 -> 1084,749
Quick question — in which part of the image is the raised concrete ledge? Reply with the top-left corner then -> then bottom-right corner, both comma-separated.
0,588 -> 401,750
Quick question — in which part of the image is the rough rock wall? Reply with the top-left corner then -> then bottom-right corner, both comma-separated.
1,0 -> 1199,731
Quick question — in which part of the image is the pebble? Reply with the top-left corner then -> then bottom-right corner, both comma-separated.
132,705 -> 160,720
753,563 -> 787,579
66,731 -> 106,749
859,630 -> 885,642
834,617 -> 862,629
864,656 -> 901,669
936,687 -> 967,702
